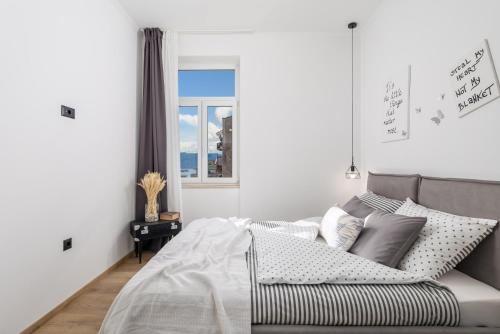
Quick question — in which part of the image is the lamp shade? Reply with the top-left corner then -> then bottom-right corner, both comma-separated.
345,164 -> 360,179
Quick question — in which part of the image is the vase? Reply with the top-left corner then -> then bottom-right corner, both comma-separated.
145,200 -> 159,223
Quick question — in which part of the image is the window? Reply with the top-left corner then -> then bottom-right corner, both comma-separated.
179,68 -> 238,185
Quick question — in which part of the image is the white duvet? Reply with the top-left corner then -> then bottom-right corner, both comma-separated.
252,227 -> 436,285
99,218 -> 252,334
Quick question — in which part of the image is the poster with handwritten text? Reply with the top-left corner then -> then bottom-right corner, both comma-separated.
382,66 -> 410,142
449,39 -> 500,118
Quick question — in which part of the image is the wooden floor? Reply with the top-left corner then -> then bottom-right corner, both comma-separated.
33,251 -> 154,334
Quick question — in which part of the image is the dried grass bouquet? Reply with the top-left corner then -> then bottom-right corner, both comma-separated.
138,171 -> 166,222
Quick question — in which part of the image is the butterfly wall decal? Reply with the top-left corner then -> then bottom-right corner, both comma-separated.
430,109 -> 445,125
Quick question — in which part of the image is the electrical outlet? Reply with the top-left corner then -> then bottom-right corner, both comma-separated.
61,105 -> 75,119
63,238 -> 72,251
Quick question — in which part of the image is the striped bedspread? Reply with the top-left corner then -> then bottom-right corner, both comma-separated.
248,221 -> 460,326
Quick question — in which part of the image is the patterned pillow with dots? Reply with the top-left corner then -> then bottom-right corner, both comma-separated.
396,198 -> 498,279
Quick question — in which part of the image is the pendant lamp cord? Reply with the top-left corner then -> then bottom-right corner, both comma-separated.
351,26 -> 354,166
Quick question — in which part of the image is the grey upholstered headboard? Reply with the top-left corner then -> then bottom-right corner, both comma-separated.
367,172 -> 420,201
367,172 -> 500,290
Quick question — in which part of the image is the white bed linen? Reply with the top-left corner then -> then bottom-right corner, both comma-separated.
99,218 -> 252,334
439,269 -> 500,327
252,227 -> 436,285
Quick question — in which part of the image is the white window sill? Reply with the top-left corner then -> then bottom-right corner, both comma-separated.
182,183 -> 240,189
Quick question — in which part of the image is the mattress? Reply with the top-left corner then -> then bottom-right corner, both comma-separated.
439,269 -> 500,327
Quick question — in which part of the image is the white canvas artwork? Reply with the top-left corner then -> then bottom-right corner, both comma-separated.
382,66 -> 411,143
449,39 -> 500,118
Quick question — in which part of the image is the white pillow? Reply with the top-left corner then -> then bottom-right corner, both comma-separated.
288,219 -> 320,240
396,198 -> 498,279
251,220 -> 319,241
320,206 -> 364,251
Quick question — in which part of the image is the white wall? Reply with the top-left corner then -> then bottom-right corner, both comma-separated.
360,0 -> 500,181
0,1 -> 138,333
182,188 -> 240,222
179,32 -> 362,222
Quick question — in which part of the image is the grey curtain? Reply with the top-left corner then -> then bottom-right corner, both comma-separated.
136,28 -> 168,221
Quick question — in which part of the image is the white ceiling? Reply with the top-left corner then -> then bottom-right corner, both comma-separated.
118,0 -> 382,32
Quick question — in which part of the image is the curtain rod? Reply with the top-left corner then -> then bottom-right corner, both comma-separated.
139,28 -> 254,34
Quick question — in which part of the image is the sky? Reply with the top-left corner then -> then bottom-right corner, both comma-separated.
179,70 -> 235,155
178,70 -> 235,97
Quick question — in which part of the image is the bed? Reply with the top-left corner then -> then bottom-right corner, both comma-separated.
100,173 -> 500,334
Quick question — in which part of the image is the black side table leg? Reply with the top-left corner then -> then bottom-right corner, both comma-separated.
138,241 -> 142,264
134,241 -> 138,258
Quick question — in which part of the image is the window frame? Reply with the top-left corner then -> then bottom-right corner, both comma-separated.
178,64 -> 239,187
178,101 -> 202,184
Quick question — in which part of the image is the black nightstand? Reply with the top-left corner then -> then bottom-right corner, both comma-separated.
129,220 -> 182,263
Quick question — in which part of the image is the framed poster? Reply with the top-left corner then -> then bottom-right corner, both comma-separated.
382,65 -> 411,142
449,39 -> 500,118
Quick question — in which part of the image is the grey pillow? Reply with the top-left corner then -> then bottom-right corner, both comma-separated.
349,210 -> 427,268
342,196 -> 375,219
